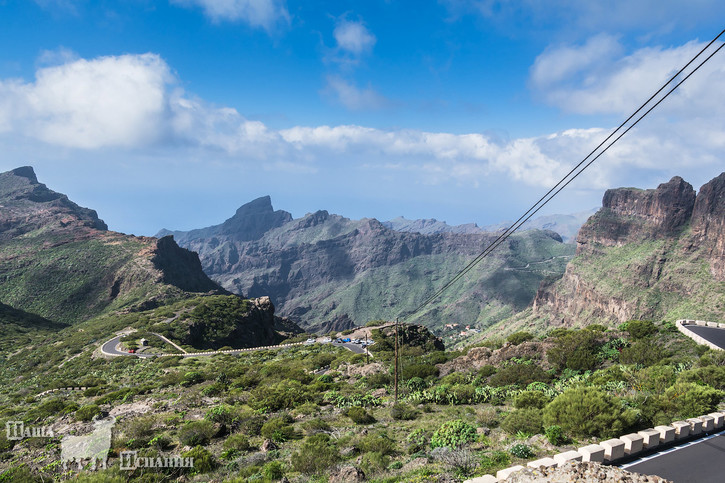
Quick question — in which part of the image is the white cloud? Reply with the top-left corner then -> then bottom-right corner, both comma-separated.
171,0 -> 289,31
0,53 -> 172,149
0,49 -> 722,198
324,76 -> 386,110
333,20 -> 376,55
530,38 -> 725,117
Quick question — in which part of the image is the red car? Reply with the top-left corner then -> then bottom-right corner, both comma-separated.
129,349 -> 136,354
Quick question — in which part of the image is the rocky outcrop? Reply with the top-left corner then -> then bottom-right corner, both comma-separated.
503,461 -> 671,482
0,166 -> 224,324
531,173 -> 725,327
690,172 -> 725,280
159,197 -> 574,332
438,340 -> 553,376
576,176 -> 695,253
0,166 -> 107,240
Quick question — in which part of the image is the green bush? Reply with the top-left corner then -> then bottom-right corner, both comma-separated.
248,379 -> 315,411
358,431 -> 397,455
543,387 -> 636,438
677,366 -> 725,390
620,341 -> 666,366
261,416 -> 299,442
391,403 -> 419,421
509,443 -> 534,459
501,408 -> 543,436
489,363 -> 550,387
291,434 -> 339,475
479,450 -> 510,472
656,382 -> 724,420
182,445 -> 216,473
546,330 -> 600,372
626,320 -> 657,339
262,460 -> 285,480
431,420 -> 477,449
75,404 -> 101,422
544,425 -> 567,445
223,433 -> 251,452
301,418 -> 331,435
514,390 -> 549,409
345,406 -> 376,425
507,331 -> 534,346
403,363 -> 439,380
124,415 -> 156,448
478,365 -> 497,379
178,420 -> 216,446
236,411 -> 265,436
406,428 -> 428,454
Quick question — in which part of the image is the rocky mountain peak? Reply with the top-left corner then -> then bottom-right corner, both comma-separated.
219,196 -> 293,241
0,166 -> 108,238
10,166 -> 38,182
601,176 -> 696,234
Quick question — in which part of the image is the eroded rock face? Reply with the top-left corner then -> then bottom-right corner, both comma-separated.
438,340 -> 553,376
691,172 -> 725,280
577,176 -> 695,253
532,172 -> 725,326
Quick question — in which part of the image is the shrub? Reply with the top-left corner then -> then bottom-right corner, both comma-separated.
478,365 -> 497,379
261,416 -> 299,442
501,408 -> 543,436
182,371 -> 205,387
75,404 -> 101,422
345,406 -> 376,425
178,420 -> 215,446
544,425 -> 567,445
543,387 -> 637,438
391,403 -> 419,420
124,415 -> 156,448
205,405 -> 237,426
291,434 -> 339,475
223,434 -> 251,452
406,428 -> 428,454
626,320 -> 657,339
301,418 -> 330,435
489,363 -> 550,387
358,431 -> 397,455
656,382 -> 724,420
514,390 -> 549,409
248,379 -> 315,411
620,341 -> 666,366
546,330 -> 600,372
430,420 -> 477,449
237,411 -> 265,436
403,363 -> 439,380
509,443 -> 535,459
479,450 -> 511,472
678,366 -> 725,390
182,445 -> 216,473
262,460 -> 285,480
507,331 -> 534,346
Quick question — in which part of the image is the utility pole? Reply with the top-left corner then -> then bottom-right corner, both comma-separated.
394,317 -> 399,403
365,333 -> 369,364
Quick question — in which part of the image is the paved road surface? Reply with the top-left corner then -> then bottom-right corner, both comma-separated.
624,432 -> 725,482
684,325 -> 725,350
331,340 -> 369,355
100,336 -> 154,358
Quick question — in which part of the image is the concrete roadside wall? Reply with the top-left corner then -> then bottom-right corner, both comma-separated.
676,319 -> 724,351
465,412 -> 725,482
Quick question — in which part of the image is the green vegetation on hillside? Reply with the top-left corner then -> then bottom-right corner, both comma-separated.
1,317 -> 721,482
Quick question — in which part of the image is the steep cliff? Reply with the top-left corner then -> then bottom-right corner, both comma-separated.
530,173 -> 725,328
0,167 -> 224,324
160,197 -> 575,333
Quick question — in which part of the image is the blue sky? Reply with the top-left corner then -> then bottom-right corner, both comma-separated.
0,1 -> 724,235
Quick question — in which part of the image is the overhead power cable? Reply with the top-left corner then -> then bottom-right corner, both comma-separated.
400,28 -> 725,323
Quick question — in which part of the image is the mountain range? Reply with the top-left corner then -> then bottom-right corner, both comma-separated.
494,172 -> 725,336
158,197 -> 576,333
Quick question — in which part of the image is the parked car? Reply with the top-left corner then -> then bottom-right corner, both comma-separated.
342,338 -> 351,343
